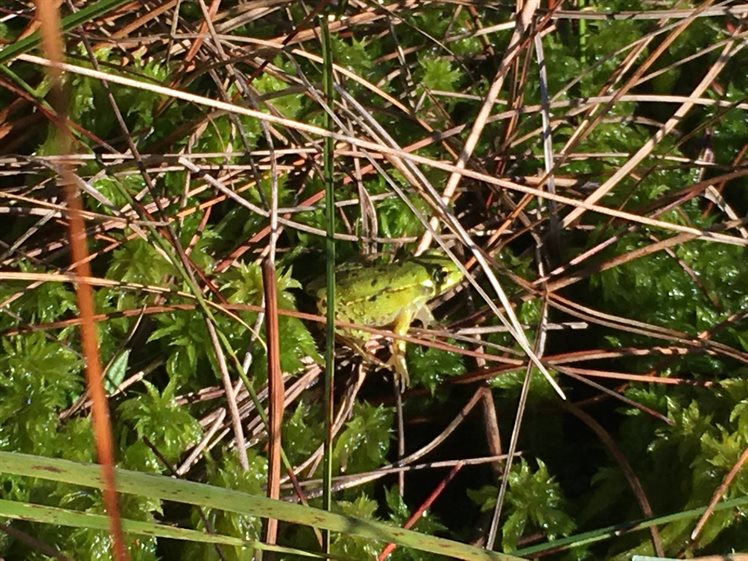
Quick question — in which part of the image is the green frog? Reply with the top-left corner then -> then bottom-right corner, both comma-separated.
315,252 -> 464,390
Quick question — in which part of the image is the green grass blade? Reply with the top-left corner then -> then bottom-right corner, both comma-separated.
0,452 -> 524,561
515,495 -> 748,556
319,12 -> 337,555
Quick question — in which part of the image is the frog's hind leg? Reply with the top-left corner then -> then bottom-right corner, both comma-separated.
340,335 -> 390,374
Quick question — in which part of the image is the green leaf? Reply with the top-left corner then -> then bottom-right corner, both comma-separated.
0,334 -> 82,453
104,349 -> 130,393
118,377 -> 202,468
419,57 -> 462,93
408,342 -> 465,394
332,403 -> 393,475
468,460 -> 575,551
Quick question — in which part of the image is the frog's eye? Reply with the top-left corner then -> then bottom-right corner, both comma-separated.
429,265 -> 449,287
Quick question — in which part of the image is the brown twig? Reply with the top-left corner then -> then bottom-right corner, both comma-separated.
262,260 -> 284,547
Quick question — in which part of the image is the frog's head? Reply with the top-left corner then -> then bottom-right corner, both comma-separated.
416,251 -> 464,294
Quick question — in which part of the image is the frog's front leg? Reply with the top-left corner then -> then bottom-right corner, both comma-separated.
387,308 -> 417,391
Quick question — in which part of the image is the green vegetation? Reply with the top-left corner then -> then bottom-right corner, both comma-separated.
0,0 -> 746,559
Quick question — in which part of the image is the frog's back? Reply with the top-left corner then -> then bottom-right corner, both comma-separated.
316,260 -> 435,327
